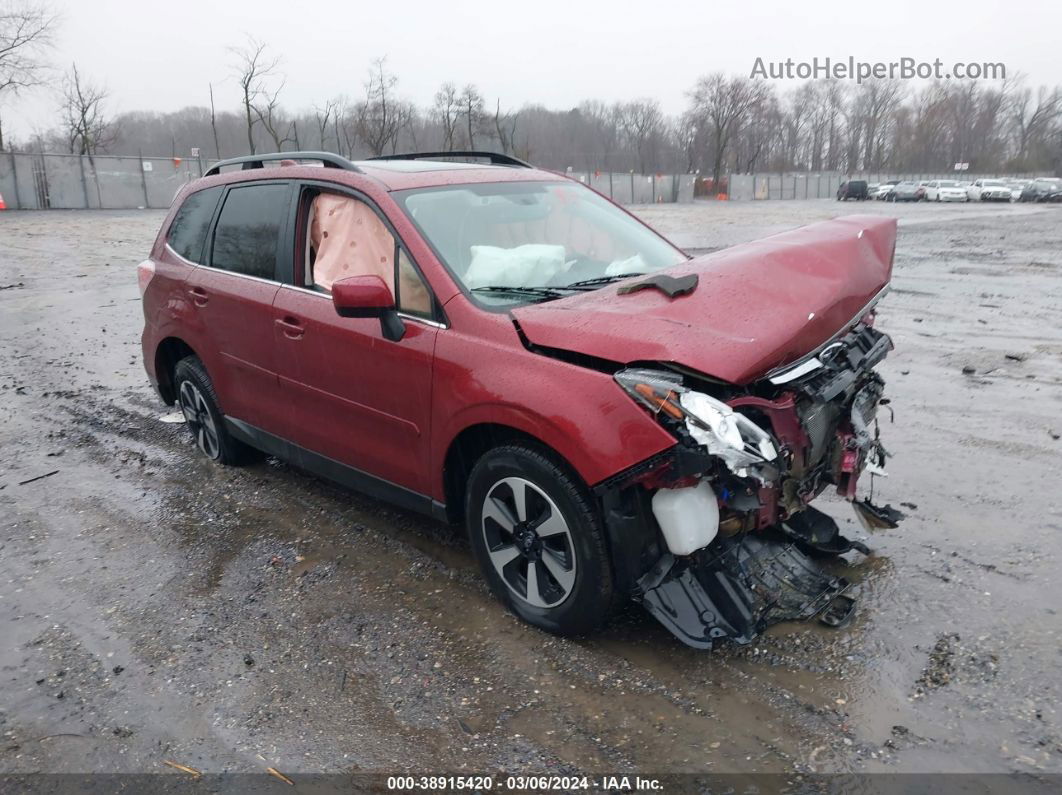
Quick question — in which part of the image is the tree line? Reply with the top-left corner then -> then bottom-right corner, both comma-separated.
2,10 -> 1060,184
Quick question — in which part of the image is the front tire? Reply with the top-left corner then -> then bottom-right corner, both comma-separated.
174,356 -> 259,465
465,445 -> 615,636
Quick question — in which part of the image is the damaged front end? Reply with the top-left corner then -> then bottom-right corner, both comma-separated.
603,315 -> 898,649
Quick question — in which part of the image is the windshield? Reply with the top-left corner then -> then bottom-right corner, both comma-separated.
395,181 -> 687,306
983,180 -> 1006,186
939,181 -> 958,187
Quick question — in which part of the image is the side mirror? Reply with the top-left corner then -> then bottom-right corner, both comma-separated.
331,275 -> 405,341
332,275 -> 395,317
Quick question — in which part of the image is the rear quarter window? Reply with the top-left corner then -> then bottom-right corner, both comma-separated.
167,187 -> 222,263
211,183 -> 291,280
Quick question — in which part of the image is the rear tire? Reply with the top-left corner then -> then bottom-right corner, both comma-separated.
174,356 -> 260,465
465,444 -> 615,636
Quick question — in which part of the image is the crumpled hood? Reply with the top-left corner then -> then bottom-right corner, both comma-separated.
512,215 -> 896,385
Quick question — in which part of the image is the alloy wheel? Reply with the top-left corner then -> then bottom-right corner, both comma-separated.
481,476 -> 577,608
178,380 -> 221,460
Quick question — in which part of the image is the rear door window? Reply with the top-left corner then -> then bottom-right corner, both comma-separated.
211,183 -> 291,280
167,187 -> 222,263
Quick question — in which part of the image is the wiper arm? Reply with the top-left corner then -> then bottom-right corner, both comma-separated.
470,285 -> 569,300
562,272 -> 647,289
470,274 -> 649,300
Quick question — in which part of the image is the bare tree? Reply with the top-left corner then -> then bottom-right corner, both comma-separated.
332,99 -> 345,156
578,100 -> 621,170
356,57 -> 400,156
253,79 -> 295,151
458,84 -> 484,148
852,80 -> 905,170
60,63 -> 114,155
492,99 -> 518,154
337,101 -> 361,159
208,83 -> 221,159
0,0 -> 58,150
432,81 -> 459,150
733,90 -> 782,173
314,98 -> 339,151
391,99 -> 418,153
230,36 -> 280,154
687,74 -> 770,190
616,99 -> 664,172
800,81 -> 844,170
676,110 -> 703,173
781,86 -> 810,168
1011,80 -> 1061,167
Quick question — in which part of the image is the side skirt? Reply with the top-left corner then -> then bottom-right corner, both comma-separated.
225,417 -> 448,522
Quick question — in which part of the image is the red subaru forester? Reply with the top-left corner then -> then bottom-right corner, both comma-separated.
140,151 -> 899,649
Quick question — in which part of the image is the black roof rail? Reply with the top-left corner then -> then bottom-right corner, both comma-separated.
204,151 -> 362,177
367,150 -> 534,169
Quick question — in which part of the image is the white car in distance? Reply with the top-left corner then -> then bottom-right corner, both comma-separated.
924,180 -> 969,202
967,179 -> 1013,202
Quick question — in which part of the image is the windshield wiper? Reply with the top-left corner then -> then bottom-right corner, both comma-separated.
470,285 -> 569,301
561,273 -> 647,290
470,274 -> 648,301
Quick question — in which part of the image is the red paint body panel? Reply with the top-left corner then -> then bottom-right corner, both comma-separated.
428,299 -> 677,497
270,286 -> 437,493
331,275 -> 395,312
513,216 -> 896,384
140,246 -> 196,386
184,267 -> 283,428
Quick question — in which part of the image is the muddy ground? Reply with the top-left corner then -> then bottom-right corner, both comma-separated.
1,199 -> 1061,784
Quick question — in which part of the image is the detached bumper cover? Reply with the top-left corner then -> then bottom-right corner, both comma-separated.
639,533 -> 852,649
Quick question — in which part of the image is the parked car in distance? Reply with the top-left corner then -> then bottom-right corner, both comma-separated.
1019,178 -> 1062,202
139,150 -> 899,650
924,180 -> 969,202
836,179 -> 869,200
887,181 -> 922,202
967,179 -> 1012,202
914,180 -> 931,201
1006,179 -> 1030,200
872,180 -> 900,200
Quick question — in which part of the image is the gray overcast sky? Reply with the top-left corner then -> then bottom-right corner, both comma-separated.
5,0 -> 1060,141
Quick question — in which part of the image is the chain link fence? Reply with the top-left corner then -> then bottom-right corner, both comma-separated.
0,153 -> 698,210
564,171 -> 697,204
0,152 -> 213,210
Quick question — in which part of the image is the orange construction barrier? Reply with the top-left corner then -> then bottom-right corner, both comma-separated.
0,192 -> 7,210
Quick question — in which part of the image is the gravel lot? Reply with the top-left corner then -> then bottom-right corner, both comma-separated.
1,199 -> 1061,784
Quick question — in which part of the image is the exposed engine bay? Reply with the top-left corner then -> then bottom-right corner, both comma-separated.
603,310 -> 900,649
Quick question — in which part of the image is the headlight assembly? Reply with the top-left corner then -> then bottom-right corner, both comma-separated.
615,368 -> 778,480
